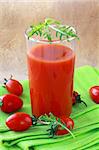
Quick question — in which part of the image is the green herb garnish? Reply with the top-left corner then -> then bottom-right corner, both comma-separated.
27,18 -> 79,42
38,113 -> 75,138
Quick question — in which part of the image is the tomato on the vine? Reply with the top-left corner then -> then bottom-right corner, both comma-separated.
72,91 -> 87,107
55,116 -> 74,135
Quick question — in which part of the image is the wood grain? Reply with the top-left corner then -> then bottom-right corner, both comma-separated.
0,0 -> 99,79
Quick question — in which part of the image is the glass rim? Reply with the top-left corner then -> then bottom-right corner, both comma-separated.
24,27 -> 76,44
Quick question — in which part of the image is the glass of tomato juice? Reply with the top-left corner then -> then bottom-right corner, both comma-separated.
25,29 -> 75,118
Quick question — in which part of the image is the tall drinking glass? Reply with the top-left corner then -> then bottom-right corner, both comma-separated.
25,29 -> 75,118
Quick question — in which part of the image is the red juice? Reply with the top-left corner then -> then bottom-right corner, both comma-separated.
27,44 -> 75,117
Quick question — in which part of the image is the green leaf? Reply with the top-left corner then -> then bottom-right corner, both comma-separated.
38,30 -> 42,36
60,33 -> 63,40
35,32 -> 38,35
49,113 -> 56,120
45,18 -> 60,25
56,31 -> 58,37
0,101 -> 3,106
57,118 -> 61,123
47,34 -> 52,41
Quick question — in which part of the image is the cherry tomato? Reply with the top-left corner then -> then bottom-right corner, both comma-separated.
89,86 -> 99,104
0,94 -> 23,113
72,91 -> 78,105
72,91 -> 87,107
55,129 -> 68,135
6,112 -> 32,131
56,116 -> 74,135
4,77 -> 23,96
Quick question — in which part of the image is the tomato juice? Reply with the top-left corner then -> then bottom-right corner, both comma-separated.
27,43 -> 75,117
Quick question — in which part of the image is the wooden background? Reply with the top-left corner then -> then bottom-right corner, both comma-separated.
0,0 -> 99,80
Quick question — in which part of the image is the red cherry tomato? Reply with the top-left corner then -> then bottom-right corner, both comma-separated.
55,129 -> 68,135
4,78 -> 23,96
72,91 -> 87,107
56,116 -> 74,135
6,112 -> 32,131
89,86 -> 99,104
72,91 -> 78,105
0,94 -> 23,113
72,95 -> 76,105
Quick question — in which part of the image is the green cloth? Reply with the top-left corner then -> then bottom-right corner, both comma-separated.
0,66 -> 99,150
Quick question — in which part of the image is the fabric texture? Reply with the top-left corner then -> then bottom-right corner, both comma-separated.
0,66 -> 99,150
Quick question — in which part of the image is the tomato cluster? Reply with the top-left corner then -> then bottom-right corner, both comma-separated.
0,77 -> 23,113
0,76 -> 98,136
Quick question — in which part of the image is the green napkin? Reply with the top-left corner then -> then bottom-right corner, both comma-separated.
0,66 -> 99,150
